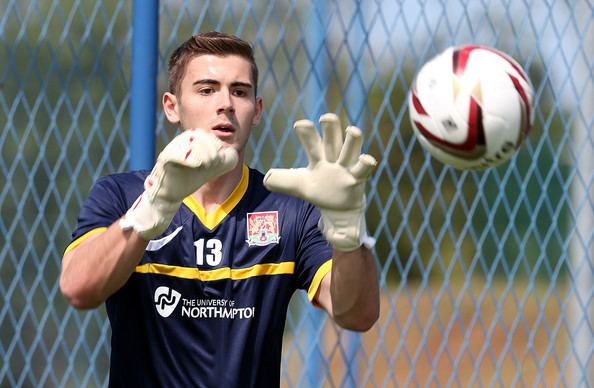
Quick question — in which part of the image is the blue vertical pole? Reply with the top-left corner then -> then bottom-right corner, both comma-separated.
303,1 -> 327,387
344,3 -> 367,387
130,0 -> 158,170
303,2 -> 328,120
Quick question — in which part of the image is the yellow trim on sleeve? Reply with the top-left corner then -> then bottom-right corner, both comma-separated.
183,164 -> 249,230
135,261 -> 295,281
307,259 -> 332,302
63,227 -> 108,255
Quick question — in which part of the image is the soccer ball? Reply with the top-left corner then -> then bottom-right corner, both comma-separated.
408,45 -> 534,170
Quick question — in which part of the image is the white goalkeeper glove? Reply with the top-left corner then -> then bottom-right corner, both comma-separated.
263,113 -> 377,252
120,129 -> 238,240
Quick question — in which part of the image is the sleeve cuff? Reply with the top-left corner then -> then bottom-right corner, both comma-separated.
306,259 -> 332,303
63,227 -> 108,255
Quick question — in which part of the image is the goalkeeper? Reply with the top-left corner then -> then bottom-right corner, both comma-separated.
60,31 -> 379,387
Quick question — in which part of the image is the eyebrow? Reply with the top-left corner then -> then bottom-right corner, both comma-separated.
192,79 -> 253,89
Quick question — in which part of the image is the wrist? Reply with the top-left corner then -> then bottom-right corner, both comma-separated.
319,208 -> 375,252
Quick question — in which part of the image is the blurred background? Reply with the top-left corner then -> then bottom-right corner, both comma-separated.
1,0 -> 593,386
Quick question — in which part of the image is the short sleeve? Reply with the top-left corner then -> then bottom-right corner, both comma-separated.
66,173 -> 145,251
292,203 -> 333,301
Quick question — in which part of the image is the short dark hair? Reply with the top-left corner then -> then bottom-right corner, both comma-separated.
167,31 -> 259,97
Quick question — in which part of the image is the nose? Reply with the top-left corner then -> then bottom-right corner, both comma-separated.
216,89 -> 235,115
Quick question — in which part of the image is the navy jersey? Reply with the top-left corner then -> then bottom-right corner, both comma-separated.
65,165 -> 333,388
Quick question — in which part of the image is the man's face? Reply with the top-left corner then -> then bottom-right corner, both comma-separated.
163,54 -> 262,159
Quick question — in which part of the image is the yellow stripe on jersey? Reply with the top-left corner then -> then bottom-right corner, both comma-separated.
135,261 -> 295,281
307,259 -> 332,302
183,164 -> 249,230
63,227 -> 108,255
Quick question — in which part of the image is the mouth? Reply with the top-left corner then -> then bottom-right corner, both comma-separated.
212,123 -> 236,135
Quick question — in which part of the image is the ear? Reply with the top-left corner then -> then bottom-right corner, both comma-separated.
162,92 -> 180,124
251,96 -> 263,126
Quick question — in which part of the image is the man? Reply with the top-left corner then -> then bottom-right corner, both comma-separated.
60,31 -> 379,387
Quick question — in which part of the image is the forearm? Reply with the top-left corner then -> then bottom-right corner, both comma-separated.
263,113 -> 379,330
330,247 -> 379,331
60,220 -> 148,309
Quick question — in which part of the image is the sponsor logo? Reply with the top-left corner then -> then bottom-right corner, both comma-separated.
153,289 -> 256,321
154,286 -> 181,318
246,211 -> 280,247
180,298 -> 255,320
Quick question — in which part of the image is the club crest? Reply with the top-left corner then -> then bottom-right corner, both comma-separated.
246,211 -> 280,246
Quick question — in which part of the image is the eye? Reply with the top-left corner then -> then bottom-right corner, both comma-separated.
198,87 -> 214,96
232,88 -> 248,97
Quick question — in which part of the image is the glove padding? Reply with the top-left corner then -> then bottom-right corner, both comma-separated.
121,129 -> 238,240
263,113 -> 377,251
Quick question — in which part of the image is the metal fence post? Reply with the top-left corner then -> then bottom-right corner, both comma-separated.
130,0 -> 159,170
303,1 -> 329,386
343,3 -> 368,386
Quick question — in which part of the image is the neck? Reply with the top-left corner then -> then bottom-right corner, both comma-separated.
191,161 -> 244,213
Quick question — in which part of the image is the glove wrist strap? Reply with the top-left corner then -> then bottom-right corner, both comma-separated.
319,209 -> 375,252
119,192 -> 180,240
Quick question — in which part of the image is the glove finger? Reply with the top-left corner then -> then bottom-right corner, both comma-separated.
319,113 -> 343,163
294,120 -> 322,166
350,154 -> 377,180
214,146 -> 239,173
159,129 -> 219,167
337,126 -> 363,167
158,131 -> 193,164
263,168 -> 307,198
185,129 -> 221,166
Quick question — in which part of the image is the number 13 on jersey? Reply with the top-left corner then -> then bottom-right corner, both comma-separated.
194,238 -> 223,266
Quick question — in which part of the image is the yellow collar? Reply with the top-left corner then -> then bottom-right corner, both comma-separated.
182,164 -> 249,230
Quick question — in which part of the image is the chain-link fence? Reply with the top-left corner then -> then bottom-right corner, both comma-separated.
1,0 -> 593,386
